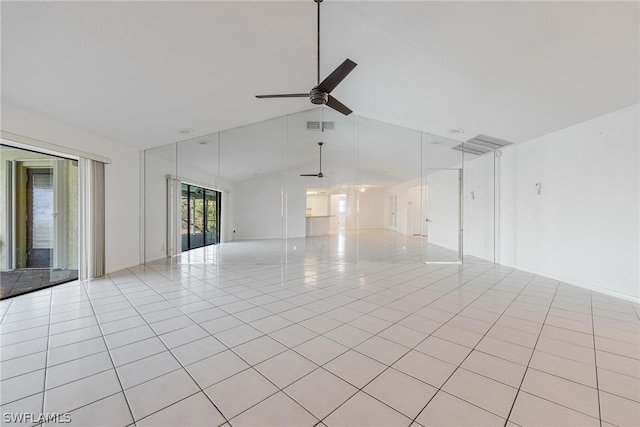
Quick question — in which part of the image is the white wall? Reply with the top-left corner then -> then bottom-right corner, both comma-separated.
500,103 -> 639,301
357,189 -> 386,229
233,172 -> 285,240
142,149 -> 174,262
2,104 -> 140,273
307,194 -> 330,216
385,178 -> 420,235
463,154 -> 496,261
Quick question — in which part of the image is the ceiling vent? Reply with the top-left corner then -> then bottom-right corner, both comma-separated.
306,121 -> 335,131
452,134 -> 513,156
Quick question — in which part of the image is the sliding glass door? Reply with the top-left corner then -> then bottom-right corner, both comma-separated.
181,183 -> 220,252
1,144 -> 79,298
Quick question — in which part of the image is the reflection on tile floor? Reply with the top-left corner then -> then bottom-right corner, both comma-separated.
175,230 -> 469,266
0,269 -> 79,299
1,233 -> 639,426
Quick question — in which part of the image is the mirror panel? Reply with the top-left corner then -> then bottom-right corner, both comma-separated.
141,107 -> 496,267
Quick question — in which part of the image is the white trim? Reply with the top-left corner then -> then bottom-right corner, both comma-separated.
1,131 -> 112,164
166,175 -> 230,194
105,262 -> 141,274
53,160 -> 67,268
78,158 -> 106,279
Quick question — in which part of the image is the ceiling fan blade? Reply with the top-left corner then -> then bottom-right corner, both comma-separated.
326,95 -> 353,116
300,174 -> 319,177
255,93 -> 308,99
316,59 -> 357,93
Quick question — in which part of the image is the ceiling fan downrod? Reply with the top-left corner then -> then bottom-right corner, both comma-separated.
255,0 -> 357,116
316,0 -> 322,86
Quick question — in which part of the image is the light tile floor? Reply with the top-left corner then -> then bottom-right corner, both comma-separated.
1,234 -> 639,426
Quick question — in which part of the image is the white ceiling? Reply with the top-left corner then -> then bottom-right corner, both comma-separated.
2,1 -> 638,152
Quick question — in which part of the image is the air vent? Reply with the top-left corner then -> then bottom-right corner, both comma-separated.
452,144 -> 492,156
306,121 -> 335,131
452,134 -> 513,156
467,134 -> 513,149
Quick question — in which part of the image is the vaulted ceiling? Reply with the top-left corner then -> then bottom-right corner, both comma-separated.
2,1 -> 638,151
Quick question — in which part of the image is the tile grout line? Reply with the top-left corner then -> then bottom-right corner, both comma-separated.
37,287 -> 54,427
217,262 -> 495,424
501,279 -> 561,426
0,263 -> 482,373
8,254 -> 631,426
590,291 -> 603,427
77,276 -> 137,425
123,263 -> 382,425
151,258 -> 620,424
109,269 -> 236,426
307,265 -> 524,424
402,270 -> 538,425
129,260 -> 494,424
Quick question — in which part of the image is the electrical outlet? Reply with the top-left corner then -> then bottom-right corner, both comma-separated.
160,244 -> 164,252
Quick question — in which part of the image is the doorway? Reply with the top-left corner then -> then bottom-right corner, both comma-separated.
421,168 -> 463,263
388,194 -> 398,230
1,145 -> 79,299
407,185 -> 427,236
181,183 -> 221,252
26,168 -> 54,267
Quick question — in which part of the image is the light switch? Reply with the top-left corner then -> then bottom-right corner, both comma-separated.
535,182 -> 542,195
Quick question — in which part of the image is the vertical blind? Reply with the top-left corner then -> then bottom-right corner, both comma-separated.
79,158 -> 105,279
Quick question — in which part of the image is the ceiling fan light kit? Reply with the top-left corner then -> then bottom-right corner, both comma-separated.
256,0 -> 357,115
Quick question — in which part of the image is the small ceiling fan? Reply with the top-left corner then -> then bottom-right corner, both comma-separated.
256,0 -> 357,115
301,142 -> 325,178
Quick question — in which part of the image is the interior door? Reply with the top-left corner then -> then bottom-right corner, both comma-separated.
422,168 -> 462,263
388,194 -> 397,230
26,168 -> 54,268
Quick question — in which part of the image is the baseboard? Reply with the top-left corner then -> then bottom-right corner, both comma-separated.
503,263 -> 640,304
105,262 -> 142,274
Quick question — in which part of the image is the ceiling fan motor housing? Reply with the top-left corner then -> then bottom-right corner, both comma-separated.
310,88 -> 328,105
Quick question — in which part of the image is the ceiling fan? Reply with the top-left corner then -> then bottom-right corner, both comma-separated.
255,0 -> 357,115
301,142 -> 325,178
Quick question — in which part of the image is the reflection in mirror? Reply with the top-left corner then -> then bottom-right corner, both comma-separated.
285,108 -> 357,264
143,142 -> 176,263
141,107 -> 496,267
175,132 -> 221,265
356,116 -> 422,262
219,116 -> 286,265
421,132 -> 465,263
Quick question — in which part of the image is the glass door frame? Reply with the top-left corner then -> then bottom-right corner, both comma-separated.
181,182 -> 221,252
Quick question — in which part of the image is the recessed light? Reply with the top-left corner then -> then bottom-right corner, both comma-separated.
198,140 -> 208,145
178,128 -> 193,135
447,128 -> 464,135
431,141 -> 442,145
